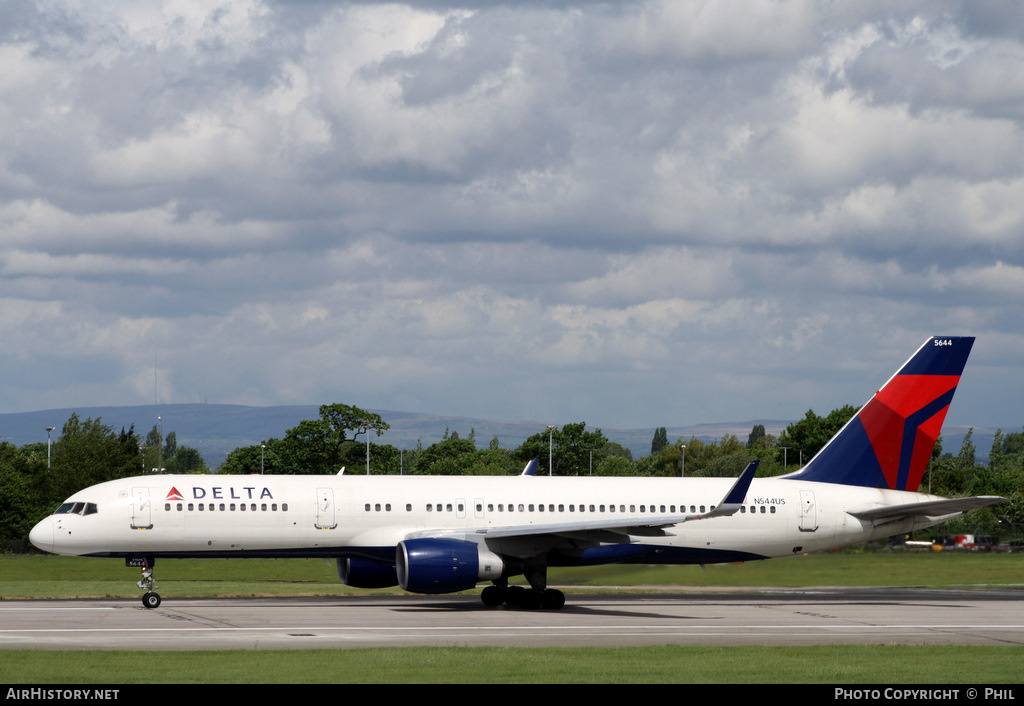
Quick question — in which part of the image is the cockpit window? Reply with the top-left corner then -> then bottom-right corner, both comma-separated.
53,502 -> 98,516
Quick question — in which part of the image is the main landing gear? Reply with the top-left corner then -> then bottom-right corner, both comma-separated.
481,584 -> 565,609
480,561 -> 565,609
132,557 -> 161,609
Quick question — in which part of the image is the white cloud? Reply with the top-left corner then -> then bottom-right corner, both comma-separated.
0,1 -> 1021,430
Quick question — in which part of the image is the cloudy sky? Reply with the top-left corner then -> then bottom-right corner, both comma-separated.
1,1 -> 1022,433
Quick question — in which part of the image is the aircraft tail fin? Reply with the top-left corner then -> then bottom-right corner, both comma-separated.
783,336 -> 974,490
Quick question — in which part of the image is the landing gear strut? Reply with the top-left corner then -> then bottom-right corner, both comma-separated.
132,556 -> 161,609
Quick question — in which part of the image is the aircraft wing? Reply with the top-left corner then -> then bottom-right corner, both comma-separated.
848,495 -> 1006,523
406,460 -> 759,542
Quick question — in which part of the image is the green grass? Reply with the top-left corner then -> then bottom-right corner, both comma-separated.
2,646 -> 1023,683
3,552 -> 1023,684
555,550 -> 1024,589
2,550 -> 1021,600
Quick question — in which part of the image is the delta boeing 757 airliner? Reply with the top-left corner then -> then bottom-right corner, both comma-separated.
30,336 -> 1004,609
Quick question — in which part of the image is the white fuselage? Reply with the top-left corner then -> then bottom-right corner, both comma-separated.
30,473 -> 947,565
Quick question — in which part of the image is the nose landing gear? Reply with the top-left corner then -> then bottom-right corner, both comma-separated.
128,556 -> 161,609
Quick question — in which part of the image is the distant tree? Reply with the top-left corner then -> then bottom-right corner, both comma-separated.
990,429 -> 1004,470
0,441 -> 49,550
782,405 -> 858,460
165,446 -> 207,474
139,426 -> 207,474
702,453 -> 755,478
49,415 -> 140,501
1001,427 -> 1024,456
597,455 -> 634,476
604,441 -> 633,462
163,431 -> 177,459
218,404 -> 389,475
365,443 -> 400,475
747,424 -> 765,448
463,447 -> 518,475
281,403 -> 390,474
219,444 -> 266,475
515,422 -> 609,476
414,437 -> 476,474
651,427 -> 668,455
958,428 -> 976,468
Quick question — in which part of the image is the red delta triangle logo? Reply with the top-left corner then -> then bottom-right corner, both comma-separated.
165,487 -> 185,502
859,374 -> 961,490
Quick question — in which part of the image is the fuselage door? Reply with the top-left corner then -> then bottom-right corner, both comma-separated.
316,487 -> 337,529
131,487 -> 153,529
799,490 -> 818,532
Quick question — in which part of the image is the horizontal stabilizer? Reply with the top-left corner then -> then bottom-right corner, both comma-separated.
848,495 -> 1006,522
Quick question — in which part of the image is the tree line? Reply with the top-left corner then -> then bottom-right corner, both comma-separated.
3,403 -> 1023,550
0,413 -> 207,551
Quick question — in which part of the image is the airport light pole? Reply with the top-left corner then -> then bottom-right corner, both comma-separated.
46,427 -> 54,469
157,416 -> 162,473
681,443 -> 685,477
547,425 -> 555,476
261,444 -> 265,475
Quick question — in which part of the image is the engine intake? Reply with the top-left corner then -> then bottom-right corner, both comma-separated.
396,538 -> 504,594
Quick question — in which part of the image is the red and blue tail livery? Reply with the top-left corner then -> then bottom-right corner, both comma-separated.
784,336 -> 974,491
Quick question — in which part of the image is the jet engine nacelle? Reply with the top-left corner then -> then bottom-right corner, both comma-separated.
396,538 -> 505,594
337,557 -> 399,589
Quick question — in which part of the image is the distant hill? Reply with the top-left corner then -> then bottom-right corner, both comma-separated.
0,404 -> 992,471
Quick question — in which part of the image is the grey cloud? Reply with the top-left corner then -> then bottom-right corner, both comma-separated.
1,1 -> 1022,430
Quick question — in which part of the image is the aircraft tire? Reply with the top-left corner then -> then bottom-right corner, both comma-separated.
504,585 -> 527,607
519,590 -> 541,610
142,592 -> 161,609
481,585 -> 505,607
542,588 -> 565,610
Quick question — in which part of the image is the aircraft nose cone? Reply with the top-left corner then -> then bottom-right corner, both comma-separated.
29,517 -> 54,553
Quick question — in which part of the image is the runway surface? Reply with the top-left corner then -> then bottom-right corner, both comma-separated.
3,588 -> 1024,650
